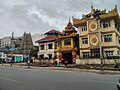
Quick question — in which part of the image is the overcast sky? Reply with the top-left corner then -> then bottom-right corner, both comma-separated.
0,0 -> 120,38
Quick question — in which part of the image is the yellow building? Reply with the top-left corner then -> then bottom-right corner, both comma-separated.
57,19 -> 79,64
73,5 -> 120,64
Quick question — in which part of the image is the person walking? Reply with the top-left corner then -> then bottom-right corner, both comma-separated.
10,57 -> 13,66
65,59 -> 68,67
114,60 -> 119,71
28,59 -> 30,68
1,58 -> 4,66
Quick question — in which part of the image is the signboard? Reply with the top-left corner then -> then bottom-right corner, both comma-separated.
14,54 -> 23,62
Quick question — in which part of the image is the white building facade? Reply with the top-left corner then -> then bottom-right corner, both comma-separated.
0,37 -> 11,48
36,29 -> 63,63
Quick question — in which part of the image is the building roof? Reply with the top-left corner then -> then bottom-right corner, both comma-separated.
59,33 -> 76,39
45,29 -> 63,35
35,36 -> 58,43
73,5 -> 120,27
63,19 -> 77,33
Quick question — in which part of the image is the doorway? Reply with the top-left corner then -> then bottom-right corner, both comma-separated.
62,52 -> 72,64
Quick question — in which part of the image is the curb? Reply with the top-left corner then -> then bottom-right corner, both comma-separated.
0,64 -> 120,75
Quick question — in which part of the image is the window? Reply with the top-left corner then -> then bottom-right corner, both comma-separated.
39,54 -> 44,59
40,45 -> 44,50
104,35 -> 112,42
93,52 -> 100,58
115,23 -> 120,33
83,52 -> 89,58
82,26 -> 87,31
55,42 -> 57,49
58,42 -> 62,47
118,27 -> 120,33
103,21 -> 111,28
48,44 -> 53,49
115,23 -> 118,29
118,51 -> 119,55
64,39 -> 71,46
105,51 -> 113,57
82,37 -> 88,44
119,39 -> 120,44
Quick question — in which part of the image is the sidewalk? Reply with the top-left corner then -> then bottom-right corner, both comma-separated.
0,63 -> 120,75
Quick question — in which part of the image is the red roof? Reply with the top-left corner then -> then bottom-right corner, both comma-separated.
35,36 -> 58,43
45,29 -> 63,35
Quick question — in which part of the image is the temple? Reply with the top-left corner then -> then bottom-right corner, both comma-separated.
57,18 -> 79,64
73,5 -> 120,64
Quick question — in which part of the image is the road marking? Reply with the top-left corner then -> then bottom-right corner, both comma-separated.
0,76 -> 22,83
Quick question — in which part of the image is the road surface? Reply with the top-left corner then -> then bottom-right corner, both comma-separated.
0,66 -> 119,90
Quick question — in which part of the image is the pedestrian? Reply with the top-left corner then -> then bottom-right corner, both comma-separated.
10,57 -> 13,66
73,58 -> 76,64
54,60 -> 57,67
1,58 -> 4,66
114,60 -> 119,71
65,60 -> 68,67
72,58 -> 76,67
27,58 -> 30,68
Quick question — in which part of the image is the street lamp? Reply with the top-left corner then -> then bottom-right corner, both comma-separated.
10,52 -> 13,66
96,14 -> 104,71
10,32 -> 14,66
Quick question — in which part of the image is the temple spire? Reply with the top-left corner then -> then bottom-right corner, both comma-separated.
90,3 -> 94,18
115,5 -> 117,9
115,5 -> 118,12
91,3 -> 93,10
69,17 -> 71,23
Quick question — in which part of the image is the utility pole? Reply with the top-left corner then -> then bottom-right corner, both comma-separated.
10,32 -> 14,66
27,49 -> 30,68
97,15 -> 103,71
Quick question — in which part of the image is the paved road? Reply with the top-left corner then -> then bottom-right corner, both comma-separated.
0,66 -> 119,90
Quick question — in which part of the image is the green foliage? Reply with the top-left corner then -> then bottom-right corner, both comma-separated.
29,46 -> 39,58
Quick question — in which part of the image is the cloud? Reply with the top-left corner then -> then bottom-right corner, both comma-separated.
0,0 -> 119,38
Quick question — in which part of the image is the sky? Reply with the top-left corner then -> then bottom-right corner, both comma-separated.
0,0 -> 120,38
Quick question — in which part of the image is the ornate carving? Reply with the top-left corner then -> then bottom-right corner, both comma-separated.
90,35 -> 98,46
89,21 -> 97,31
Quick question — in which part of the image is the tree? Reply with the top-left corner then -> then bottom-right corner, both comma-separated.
29,46 -> 39,58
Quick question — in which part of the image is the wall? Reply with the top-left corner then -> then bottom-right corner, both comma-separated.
38,41 -> 55,59
76,58 -> 120,65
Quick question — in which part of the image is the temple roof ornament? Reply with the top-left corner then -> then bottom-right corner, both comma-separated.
90,4 -> 94,18
63,18 -> 77,34
73,5 -> 120,27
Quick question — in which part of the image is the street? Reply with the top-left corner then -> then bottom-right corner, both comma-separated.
0,66 -> 119,90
